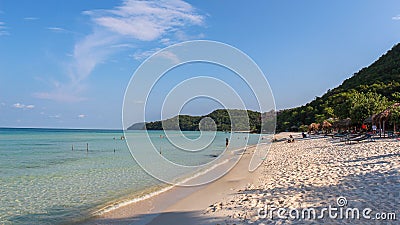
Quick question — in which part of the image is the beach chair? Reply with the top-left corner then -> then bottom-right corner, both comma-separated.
332,133 -> 348,142
395,132 -> 400,141
345,134 -> 373,144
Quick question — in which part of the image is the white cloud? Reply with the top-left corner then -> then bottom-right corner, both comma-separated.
392,15 -> 400,20
131,47 -> 161,60
78,114 -> 86,118
34,86 -> 87,102
12,103 -> 35,109
160,38 -> 172,45
86,0 -> 204,41
0,21 -> 9,36
156,50 -> 181,64
13,103 -> 24,108
133,48 -> 181,63
110,43 -> 135,48
48,114 -> 61,119
24,17 -> 39,21
47,27 -> 67,32
36,0 -> 204,102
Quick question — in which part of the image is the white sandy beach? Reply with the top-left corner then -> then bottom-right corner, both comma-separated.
88,133 -> 399,224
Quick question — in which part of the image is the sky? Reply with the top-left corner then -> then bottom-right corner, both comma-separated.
0,0 -> 400,129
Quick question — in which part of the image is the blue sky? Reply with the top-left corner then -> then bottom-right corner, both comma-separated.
0,0 -> 400,129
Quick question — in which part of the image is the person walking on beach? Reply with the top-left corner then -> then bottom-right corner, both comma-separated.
372,124 -> 377,134
361,123 -> 367,132
225,138 -> 229,147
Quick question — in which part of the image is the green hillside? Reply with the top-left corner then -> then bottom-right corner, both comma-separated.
276,43 -> 400,132
129,109 -> 264,133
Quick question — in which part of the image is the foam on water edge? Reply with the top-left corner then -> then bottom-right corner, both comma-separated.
91,148 -> 242,216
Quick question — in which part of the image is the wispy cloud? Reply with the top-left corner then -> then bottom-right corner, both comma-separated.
133,48 -> 181,63
85,0 -> 204,41
35,0 -> 205,102
131,48 -> 161,60
48,114 -> 61,119
77,114 -> 86,118
0,21 -> 9,36
47,27 -> 67,32
12,103 -> 35,110
34,89 -> 87,102
156,50 -> 181,64
23,17 -> 39,21
392,15 -> 400,20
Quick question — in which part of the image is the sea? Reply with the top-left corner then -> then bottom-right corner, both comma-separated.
0,128 -> 262,224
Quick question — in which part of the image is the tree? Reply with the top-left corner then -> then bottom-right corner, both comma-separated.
389,106 -> 400,132
349,92 -> 390,126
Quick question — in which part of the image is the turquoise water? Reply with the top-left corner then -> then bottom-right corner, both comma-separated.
0,128 -> 261,224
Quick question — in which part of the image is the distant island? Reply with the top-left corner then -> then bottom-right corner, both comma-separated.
128,109 -> 276,133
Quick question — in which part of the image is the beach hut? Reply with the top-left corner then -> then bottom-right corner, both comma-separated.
308,123 -> 320,134
321,120 -> 332,133
333,118 -> 351,132
373,103 -> 400,136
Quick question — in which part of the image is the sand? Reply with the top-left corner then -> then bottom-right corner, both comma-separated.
87,132 -> 400,224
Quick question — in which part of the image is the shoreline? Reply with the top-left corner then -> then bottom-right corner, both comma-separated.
88,143 -> 254,217
85,138 -> 267,225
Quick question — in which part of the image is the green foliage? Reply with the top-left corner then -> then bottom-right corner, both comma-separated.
141,109 -> 267,133
392,93 -> 400,102
298,124 -> 308,132
348,92 -> 390,126
315,114 -> 325,124
389,106 -> 400,127
276,43 -> 400,131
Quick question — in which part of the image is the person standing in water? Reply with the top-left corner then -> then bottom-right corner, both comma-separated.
225,138 -> 229,147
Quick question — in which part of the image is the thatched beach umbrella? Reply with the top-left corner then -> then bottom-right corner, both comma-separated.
321,120 -> 332,133
333,118 -> 351,130
373,103 -> 400,135
308,123 -> 320,133
322,120 -> 332,129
